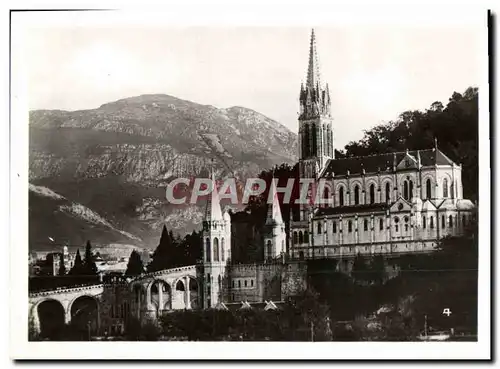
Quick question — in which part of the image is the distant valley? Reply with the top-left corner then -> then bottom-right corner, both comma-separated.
29,94 -> 297,252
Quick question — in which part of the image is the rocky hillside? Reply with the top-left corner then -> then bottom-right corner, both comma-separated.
29,94 -> 297,251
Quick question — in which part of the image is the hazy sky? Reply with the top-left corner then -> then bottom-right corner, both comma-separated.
24,23 -> 482,148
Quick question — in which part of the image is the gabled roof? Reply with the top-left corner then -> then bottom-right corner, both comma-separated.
264,300 -> 279,311
240,301 -> 252,310
421,199 -> 438,211
214,301 -> 229,311
214,301 -> 285,312
321,148 -> 457,177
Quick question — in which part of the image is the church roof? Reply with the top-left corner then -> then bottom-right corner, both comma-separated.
315,203 -> 389,216
321,148 -> 456,177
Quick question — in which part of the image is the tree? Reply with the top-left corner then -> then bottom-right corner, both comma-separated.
341,87 -> 478,201
58,253 -> 66,276
125,250 -> 144,276
69,249 -> 83,275
148,225 -> 174,272
83,240 -> 98,275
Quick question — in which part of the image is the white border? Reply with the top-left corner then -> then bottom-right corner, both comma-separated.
9,2 -> 491,361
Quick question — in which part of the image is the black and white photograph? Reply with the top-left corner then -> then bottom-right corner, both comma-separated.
9,4 -> 491,360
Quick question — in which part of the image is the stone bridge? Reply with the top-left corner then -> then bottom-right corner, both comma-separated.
28,265 -> 202,337
130,264 -> 202,320
29,284 -> 104,336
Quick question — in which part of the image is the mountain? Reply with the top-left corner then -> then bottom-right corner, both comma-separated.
29,94 -> 298,251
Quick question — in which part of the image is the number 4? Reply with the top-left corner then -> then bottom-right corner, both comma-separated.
443,308 -> 452,317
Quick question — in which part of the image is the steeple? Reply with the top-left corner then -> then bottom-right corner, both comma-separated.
306,28 -> 321,89
266,177 -> 283,226
204,168 -> 223,222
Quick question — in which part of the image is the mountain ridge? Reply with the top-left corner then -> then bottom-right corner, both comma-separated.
29,93 -> 298,251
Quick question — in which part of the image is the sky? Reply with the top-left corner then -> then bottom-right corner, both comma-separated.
23,21 -> 482,148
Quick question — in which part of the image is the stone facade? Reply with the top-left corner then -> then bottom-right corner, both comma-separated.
289,30 -> 476,261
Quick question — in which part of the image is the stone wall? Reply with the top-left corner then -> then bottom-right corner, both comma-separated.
99,281 -> 132,336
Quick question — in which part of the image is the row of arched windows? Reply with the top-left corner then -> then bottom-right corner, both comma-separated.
421,214 -> 467,229
332,177 -> 455,206
292,231 -> 310,245
205,237 -> 226,262
336,183 -> 390,207
301,123 -> 333,159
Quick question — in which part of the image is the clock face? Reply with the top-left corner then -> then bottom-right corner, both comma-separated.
398,203 -> 404,211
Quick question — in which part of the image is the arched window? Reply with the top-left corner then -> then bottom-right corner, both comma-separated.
348,221 -> 353,233
403,181 -> 409,200
394,217 -> 399,233
443,178 -> 449,198
339,186 -> 344,206
176,280 -> 185,291
317,222 -> 322,234
426,179 -> 432,199
205,238 -> 211,262
441,215 -> 446,228
311,123 -> 317,156
298,231 -> 303,244
267,240 -> 272,258
323,187 -> 329,207
213,237 -> 219,262
430,216 -> 434,229
354,185 -> 360,205
303,125 -> 310,158
364,219 -> 368,231
379,218 -> 384,231
369,184 -> 375,204
409,180 -> 414,200
221,238 -> 225,261
385,182 -> 391,203
332,221 -> 337,233
423,216 -> 426,229
449,215 -> 453,227
293,232 -> 298,245
304,231 -> 309,243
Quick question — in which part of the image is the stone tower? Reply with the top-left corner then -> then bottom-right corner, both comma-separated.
201,172 -> 231,308
263,178 -> 286,261
291,29 -> 334,259
298,28 -> 334,179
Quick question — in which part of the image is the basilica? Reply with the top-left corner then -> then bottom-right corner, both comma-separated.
199,29 -> 476,308
288,29 -> 475,262
29,30 -> 477,336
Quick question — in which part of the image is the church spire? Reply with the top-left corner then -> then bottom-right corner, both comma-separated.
266,175 -> 283,226
204,163 -> 223,222
306,28 -> 321,90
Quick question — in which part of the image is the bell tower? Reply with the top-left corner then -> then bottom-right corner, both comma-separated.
201,171 -> 231,309
298,28 -> 334,178
291,29 -> 334,260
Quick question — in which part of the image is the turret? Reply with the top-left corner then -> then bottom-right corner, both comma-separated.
264,178 -> 286,261
201,171 -> 231,309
